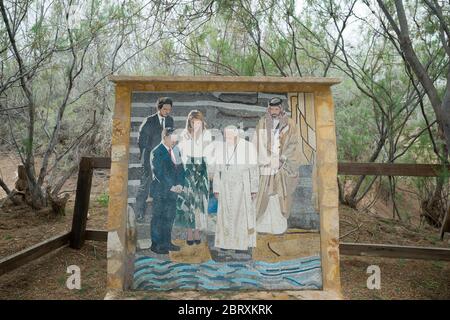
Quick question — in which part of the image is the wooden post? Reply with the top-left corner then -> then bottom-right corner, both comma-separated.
440,207 -> 450,240
70,157 -> 94,249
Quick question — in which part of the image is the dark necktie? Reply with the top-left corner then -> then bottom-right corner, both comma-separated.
168,147 -> 176,164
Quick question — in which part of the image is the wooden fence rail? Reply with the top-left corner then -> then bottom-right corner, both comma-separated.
340,243 -> 450,261
338,162 -> 450,177
0,229 -> 102,276
3,228 -> 448,277
338,162 -> 450,240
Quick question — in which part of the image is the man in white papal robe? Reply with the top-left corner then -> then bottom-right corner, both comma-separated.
210,126 -> 259,251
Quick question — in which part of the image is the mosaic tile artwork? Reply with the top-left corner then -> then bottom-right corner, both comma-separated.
127,91 -> 322,291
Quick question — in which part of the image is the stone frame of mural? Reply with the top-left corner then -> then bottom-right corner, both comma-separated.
106,76 -> 341,299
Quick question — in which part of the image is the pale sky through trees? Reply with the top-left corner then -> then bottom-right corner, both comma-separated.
293,0 -> 369,47
0,0 -> 448,225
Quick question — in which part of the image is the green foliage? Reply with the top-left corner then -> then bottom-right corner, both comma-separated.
335,80 -> 378,162
3,234 -> 13,241
1,0 -> 448,212
21,138 -> 33,155
96,192 -> 109,208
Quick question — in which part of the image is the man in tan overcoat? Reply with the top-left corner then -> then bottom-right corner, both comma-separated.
252,97 -> 302,234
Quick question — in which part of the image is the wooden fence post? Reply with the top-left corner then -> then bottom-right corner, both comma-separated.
70,157 -> 94,249
440,207 -> 450,240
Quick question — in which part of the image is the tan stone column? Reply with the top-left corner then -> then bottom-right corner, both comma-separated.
314,86 -> 341,296
107,85 -> 132,292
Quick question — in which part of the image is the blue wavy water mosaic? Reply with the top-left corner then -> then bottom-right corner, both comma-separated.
133,256 -> 322,290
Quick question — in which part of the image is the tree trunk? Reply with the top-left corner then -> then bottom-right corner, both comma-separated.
377,0 -> 450,155
421,152 -> 449,228
342,132 -> 387,208
46,187 -> 70,216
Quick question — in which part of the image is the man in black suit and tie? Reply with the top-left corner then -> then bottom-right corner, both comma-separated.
136,97 -> 175,221
149,128 -> 185,254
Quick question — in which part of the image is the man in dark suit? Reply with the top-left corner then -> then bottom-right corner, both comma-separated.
136,97 -> 175,221
149,127 -> 185,254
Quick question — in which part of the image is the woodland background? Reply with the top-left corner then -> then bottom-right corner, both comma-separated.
1,0 -> 449,229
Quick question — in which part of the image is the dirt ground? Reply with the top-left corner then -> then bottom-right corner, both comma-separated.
0,163 -> 110,299
1,154 -> 449,299
1,235 -> 449,300
0,170 -> 109,258
0,241 -> 106,299
1,201 -> 449,299
339,205 -> 450,248
341,256 -> 450,299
